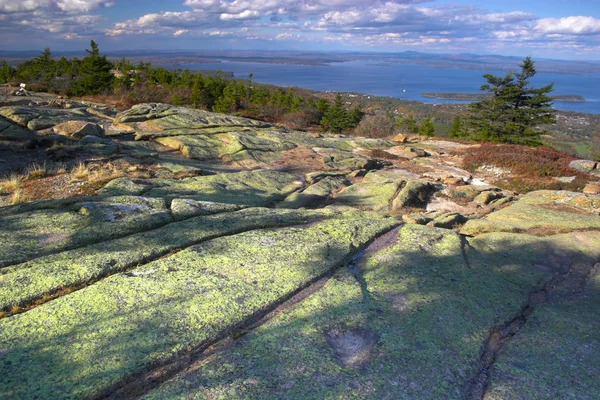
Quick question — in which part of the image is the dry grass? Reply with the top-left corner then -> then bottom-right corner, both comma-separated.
25,162 -> 49,180
8,189 -> 31,205
86,162 -> 122,187
71,162 -> 91,181
0,173 -> 22,193
70,161 -> 123,187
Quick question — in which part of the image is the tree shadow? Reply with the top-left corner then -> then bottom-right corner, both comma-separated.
0,223 -> 599,400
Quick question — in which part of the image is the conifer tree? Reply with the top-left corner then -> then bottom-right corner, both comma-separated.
70,41 -> 114,96
320,93 -> 351,133
448,115 -> 464,138
418,117 -> 435,137
464,56 -> 555,146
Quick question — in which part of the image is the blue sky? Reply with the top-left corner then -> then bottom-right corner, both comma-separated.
0,0 -> 599,60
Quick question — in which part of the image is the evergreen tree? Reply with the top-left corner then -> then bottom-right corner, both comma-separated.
190,74 -> 205,108
70,41 -> 114,96
396,114 -> 418,133
349,104 -> 365,126
418,117 -> 435,137
321,93 -> 351,133
464,56 -> 555,146
448,115 -> 464,138
316,98 -> 329,115
0,61 -> 14,84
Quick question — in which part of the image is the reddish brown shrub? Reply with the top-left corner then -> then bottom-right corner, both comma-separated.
462,144 -> 588,193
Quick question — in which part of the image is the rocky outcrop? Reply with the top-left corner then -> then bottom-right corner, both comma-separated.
53,120 -> 105,139
2,100 -> 600,400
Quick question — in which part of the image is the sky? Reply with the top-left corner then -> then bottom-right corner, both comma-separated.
0,0 -> 599,60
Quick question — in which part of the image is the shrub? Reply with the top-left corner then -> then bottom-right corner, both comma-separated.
462,144 -> 588,192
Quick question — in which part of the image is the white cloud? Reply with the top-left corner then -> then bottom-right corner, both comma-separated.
220,10 -> 261,21
0,0 -> 112,13
534,16 -> 600,35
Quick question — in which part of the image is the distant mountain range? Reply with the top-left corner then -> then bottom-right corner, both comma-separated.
1,49 -> 599,75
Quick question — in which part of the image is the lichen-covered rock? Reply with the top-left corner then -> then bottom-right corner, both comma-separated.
426,211 -> 468,228
475,190 -> 503,205
0,106 -> 97,130
391,180 -> 434,210
0,208 -> 321,312
280,176 -> 348,209
0,117 -> 38,141
170,198 -> 244,219
0,216 -> 397,399
485,259 -> 600,400
53,120 -> 105,139
569,159 -> 597,173
114,103 -> 270,136
461,190 -> 600,235
0,196 -> 173,267
143,170 -> 303,206
333,180 -> 403,212
142,225 -> 600,399
583,182 -> 600,195
97,178 -> 155,196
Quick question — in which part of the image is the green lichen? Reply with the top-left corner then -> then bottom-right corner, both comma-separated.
461,190 -> 600,235
0,196 -> 173,268
0,208 -> 321,311
0,216 -> 397,399
144,224 -> 583,399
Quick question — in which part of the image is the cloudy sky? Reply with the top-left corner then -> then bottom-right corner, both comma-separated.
0,0 -> 599,60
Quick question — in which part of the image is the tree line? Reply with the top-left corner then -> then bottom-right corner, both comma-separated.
0,41 -> 365,133
1,43 -> 555,145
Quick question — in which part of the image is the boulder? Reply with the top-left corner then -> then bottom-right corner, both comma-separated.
0,117 -> 38,141
583,182 -> 600,195
391,180 -> 435,210
569,159 -> 597,173
0,106 -> 96,130
443,176 -> 465,186
53,120 -> 105,139
392,133 -> 408,143
474,190 -> 503,205
461,190 -> 600,235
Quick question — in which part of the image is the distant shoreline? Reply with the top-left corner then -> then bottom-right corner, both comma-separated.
421,93 -> 586,103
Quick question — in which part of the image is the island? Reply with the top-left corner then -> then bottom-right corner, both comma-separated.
422,92 -> 586,103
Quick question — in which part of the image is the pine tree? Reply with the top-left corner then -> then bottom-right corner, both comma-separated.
464,56 -> 555,146
320,93 -> 352,133
448,115 -> 464,138
396,114 -> 418,133
0,61 -> 14,84
418,117 -> 435,137
70,41 -> 114,96
190,74 -> 204,108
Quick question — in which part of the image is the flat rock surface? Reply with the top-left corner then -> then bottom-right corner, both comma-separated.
1,101 -> 600,400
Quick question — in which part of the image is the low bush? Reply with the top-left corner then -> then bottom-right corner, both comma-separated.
462,144 -> 588,192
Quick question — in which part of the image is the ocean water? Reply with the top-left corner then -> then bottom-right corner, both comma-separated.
167,60 -> 600,114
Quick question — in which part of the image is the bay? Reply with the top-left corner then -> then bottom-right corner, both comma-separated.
165,60 -> 600,114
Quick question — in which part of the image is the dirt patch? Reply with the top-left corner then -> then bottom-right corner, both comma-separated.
325,327 -> 379,368
270,146 -> 328,173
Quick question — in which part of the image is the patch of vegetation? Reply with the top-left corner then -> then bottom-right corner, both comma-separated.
1,45 -> 365,133
460,57 -> 556,146
462,144 -> 587,192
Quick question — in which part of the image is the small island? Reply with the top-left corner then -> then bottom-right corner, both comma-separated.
422,92 -> 586,103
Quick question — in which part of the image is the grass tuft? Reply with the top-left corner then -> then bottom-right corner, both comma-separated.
71,162 -> 90,181
26,162 -> 49,180
8,189 -> 31,205
0,173 -> 22,193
